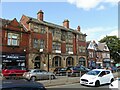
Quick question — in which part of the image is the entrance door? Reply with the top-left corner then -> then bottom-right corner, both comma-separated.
34,56 -> 41,69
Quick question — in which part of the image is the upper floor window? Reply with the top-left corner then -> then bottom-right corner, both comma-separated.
40,39 -> 45,49
78,35 -> 85,41
7,33 -> 19,46
33,25 -> 39,32
40,26 -> 46,34
52,42 -> 61,50
66,45 -> 73,52
61,30 -> 66,41
33,39 -> 45,49
33,39 -> 39,48
79,46 -> 86,53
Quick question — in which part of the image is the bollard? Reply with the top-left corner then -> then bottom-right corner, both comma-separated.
80,71 -> 81,77
66,72 -> 68,82
49,75 -> 51,83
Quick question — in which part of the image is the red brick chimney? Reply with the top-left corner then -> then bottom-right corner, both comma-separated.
77,26 -> 80,32
63,19 -> 69,28
37,10 -> 44,21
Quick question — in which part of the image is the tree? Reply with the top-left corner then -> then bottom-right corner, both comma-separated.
99,36 -> 120,63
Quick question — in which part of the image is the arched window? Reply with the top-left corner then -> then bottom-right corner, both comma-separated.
34,56 -> 40,69
79,57 -> 85,66
52,56 -> 61,67
66,57 -> 74,66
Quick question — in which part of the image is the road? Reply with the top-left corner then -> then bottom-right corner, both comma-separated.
47,83 -> 109,88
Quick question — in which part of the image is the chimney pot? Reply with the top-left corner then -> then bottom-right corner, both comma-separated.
63,19 -> 69,28
37,10 -> 44,21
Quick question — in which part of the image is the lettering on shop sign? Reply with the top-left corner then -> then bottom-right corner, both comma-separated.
7,55 -> 19,59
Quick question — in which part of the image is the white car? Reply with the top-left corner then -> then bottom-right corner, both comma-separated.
80,69 -> 114,87
109,78 -> 120,90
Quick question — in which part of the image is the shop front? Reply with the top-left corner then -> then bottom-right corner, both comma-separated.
2,53 -> 26,68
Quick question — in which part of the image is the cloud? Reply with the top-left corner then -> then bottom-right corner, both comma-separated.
67,0 -> 119,10
82,26 -> 118,41
97,5 -> 106,10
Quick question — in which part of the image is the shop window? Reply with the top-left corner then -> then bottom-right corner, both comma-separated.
7,33 -> 19,46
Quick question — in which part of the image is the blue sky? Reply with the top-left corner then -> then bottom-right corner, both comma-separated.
1,0 -> 118,41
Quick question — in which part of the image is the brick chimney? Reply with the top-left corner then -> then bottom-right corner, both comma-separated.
77,26 -> 80,32
63,19 -> 69,28
37,10 -> 44,21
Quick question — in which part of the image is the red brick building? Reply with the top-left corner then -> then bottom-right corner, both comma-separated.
0,18 -> 29,68
20,10 -> 87,71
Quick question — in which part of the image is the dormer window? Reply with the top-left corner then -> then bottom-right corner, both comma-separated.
104,46 -> 107,49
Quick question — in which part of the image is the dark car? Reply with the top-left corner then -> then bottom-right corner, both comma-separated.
53,66 -> 74,76
0,79 -> 46,90
53,67 -> 62,75
110,66 -> 118,72
67,65 -> 90,77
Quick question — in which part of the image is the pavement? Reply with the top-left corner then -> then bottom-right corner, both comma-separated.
37,71 -> 120,87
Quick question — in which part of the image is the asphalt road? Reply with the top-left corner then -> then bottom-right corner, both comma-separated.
47,83 -> 109,88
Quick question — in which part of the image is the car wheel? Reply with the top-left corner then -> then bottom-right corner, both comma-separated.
95,80 -> 100,87
51,75 -> 55,80
110,78 -> 114,84
30,76 -> 36,81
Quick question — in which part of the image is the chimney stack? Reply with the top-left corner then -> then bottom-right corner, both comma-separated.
77,26 -> 80,32
37,10 -> 44,21
63,19 -> 69,28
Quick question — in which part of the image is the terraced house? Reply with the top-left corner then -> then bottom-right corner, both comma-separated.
20,10 -> 87,71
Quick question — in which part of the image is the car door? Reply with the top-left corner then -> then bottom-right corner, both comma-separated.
98,71 -> 108,84
42,70 -> 49,79
34,70 -> 43,80
105,71 -> 112,83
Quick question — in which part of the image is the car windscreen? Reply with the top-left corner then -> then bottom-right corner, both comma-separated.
86,70 -> 100,75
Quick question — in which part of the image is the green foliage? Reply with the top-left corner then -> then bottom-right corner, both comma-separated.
99,36 -> 120,63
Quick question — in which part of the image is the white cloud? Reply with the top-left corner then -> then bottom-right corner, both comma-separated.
82,26 -> 118,41
99,29 -> 118,40
97,5 -> 106,10
67,0 -> 119,10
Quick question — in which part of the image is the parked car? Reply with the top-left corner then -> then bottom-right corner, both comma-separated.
67,65 -> 90,77
117,66 -> 120,71
80,69 -> 114,87
23,69 -> 56,81
109,78 -> 120,90
2,66 -> 27,78
53,67 -> 62,75
53,66 -> 75,76
110,66 -> 118,72
0,79 -> 46,90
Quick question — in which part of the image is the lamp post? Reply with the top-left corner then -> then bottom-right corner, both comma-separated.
48,53 -> 49,72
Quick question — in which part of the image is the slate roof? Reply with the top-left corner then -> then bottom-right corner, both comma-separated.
24,15 -> 85,35
0,18 -> 11,27
97,43 -> 106,51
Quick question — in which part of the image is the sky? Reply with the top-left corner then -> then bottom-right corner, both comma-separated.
0,0 -> 119,42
